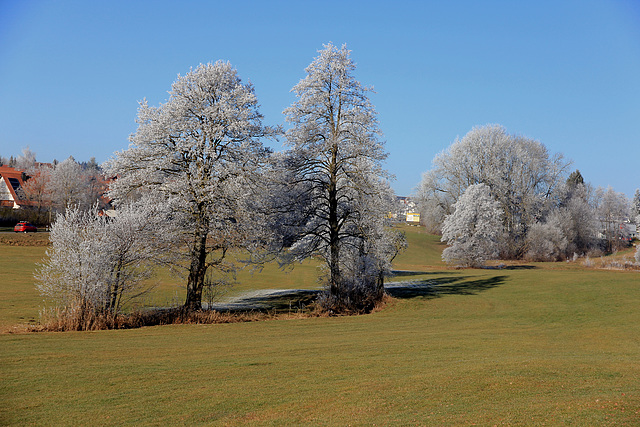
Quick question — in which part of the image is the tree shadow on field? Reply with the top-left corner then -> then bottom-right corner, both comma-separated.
208,289 -> 321,313
390,270 -> 449,276
208,274 -> 506,312
385,275 -> 506,300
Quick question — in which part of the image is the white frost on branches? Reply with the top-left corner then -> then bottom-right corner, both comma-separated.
281,43 -> 402,310
104,61 -> 278,310
596,186 -> 631,253
418,125 -> 570,257
36,196 -> 176,314
441,184 -> 503,267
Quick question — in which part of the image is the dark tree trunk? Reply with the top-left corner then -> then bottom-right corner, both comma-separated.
328,143 -> 340,298
184,224 -> 209,311
109,258 -> 123,313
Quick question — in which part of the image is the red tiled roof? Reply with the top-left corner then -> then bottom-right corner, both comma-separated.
0,165 -> 31,208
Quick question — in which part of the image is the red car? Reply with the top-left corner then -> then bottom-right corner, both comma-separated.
14,221 -> 37,233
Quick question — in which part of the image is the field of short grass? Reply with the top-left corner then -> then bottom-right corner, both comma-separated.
1,225 -> 640,425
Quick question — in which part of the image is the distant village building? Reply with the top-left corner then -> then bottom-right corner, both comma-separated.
396,196 -> 420,224
406,212 -> 421,224
0,166 -> 30,209
597,218 -> 637,242
622,222 -> 637,240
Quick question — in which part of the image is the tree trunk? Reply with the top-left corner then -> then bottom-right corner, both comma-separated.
374,270 -> 385,302
184,225 -> 208,311
328,143 -> 340,298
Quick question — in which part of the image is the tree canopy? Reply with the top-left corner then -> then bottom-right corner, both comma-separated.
105,61 -> 278,310
282,43 -> 402,312
418,124 -> 571,258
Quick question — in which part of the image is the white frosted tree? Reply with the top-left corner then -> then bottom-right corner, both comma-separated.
441,184 -> 503,267
632,189 -> 640,216
418,125 -> 570,258
35,196 -> 176,324
282,43 -> 398,311
596,186 -> 631,252
15,146 -> 37,171
105,61 -> 277,310
552,182 -> 599,257
48,156 -> 87,211
524,218 -> 568,261
47,156 -> 105,213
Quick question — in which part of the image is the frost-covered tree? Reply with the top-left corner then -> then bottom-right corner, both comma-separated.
596,186 -> 631,252
635,243 -> 640,264
441,184 -> 503,267
36,196 -> 176,321
105,61 -> 277,310
48,156 -> 87,211
418,125 -> 570,257
282,43 -> 397,311
525,217 -> 568,261
550,183 -> 599,257
632,189 -> 640,218
47,156 -> 105,213
15,146 -> 37,171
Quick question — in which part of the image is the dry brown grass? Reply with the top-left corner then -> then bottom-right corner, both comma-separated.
31,306 -> 289,332
27,293 -> 394,332
0,232 -> 50,246
581,245 -> 640,271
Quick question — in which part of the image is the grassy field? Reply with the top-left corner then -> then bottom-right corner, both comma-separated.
1,226 -> 640,425
0,244 -> 47,328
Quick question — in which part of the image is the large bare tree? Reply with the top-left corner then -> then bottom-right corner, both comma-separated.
106,61 -> 277,310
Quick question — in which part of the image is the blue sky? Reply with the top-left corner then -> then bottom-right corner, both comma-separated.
1,0 -> 639,197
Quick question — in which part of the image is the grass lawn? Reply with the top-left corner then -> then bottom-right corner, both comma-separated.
0,245 -> 47,328
1,226 -> 640,425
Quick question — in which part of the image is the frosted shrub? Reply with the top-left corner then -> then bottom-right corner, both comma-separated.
525,220 -> 568,261
35,196 -> 177,326
441,184 -> 503,267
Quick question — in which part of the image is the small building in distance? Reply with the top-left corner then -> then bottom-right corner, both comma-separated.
405,211 -> 421,224
396,196 -> 420,224
622,222 -> 637,240
0,166 -> 30,209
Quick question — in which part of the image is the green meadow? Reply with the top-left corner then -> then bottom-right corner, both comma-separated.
1,226 -> 640,425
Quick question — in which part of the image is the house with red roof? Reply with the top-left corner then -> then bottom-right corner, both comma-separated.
0,165 -> 31,209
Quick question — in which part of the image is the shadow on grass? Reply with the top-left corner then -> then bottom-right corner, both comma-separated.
390,270 -> 451,276
385,275 -> 506,299
209,274 -> 507,312
209,289 -> 321,313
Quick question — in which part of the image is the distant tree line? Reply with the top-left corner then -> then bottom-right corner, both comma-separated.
0,148 -> 107,226
417,125 -> 638,267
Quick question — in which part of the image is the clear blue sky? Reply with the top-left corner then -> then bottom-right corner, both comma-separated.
1,0 -> 639,197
